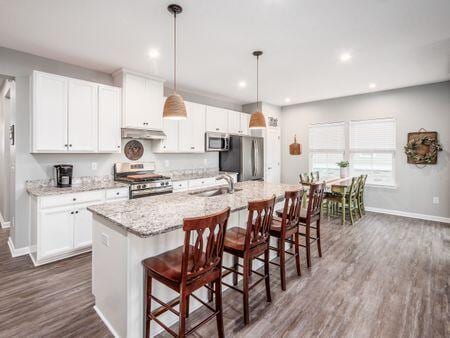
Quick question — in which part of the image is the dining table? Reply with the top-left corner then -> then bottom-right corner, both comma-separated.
301,176 -> 356,225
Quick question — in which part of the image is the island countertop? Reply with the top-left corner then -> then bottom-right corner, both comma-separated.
88,181 -> 301,238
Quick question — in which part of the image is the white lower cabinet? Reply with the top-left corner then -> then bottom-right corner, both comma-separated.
31,187 -> 129,266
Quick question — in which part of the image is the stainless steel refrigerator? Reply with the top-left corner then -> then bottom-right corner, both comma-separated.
219,135 -> 264,182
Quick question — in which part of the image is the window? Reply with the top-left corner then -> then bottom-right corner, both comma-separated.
349,118 -> 396,186
308,122 -> 345,179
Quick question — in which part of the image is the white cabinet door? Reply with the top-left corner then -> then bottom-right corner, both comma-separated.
155,118 -> 179,153
98,85 -> 121,153
67,79 -> 98,152
39,208 -> 74,259
228,110 -> 241,134
123,74 -> 147,128
73,207 -> 92,249
146,78 -> 164,130
240,113 -> 250,135
179,101 -> 206,153
206,106 -> 228,133
265,128 -> 281,184
173,180 -> 188,192
32,71 -> 68,152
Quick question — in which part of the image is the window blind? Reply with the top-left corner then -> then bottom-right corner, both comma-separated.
309,122 -> 345,150
349,118 -> 396,151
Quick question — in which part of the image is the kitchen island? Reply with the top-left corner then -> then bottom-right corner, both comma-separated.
88,181 -> 300,337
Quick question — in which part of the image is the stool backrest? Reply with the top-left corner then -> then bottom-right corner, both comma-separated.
245,196 -> 276,250
310,171 -> 320,182
306,183 -> 326,219
280,189 -> 304,232
182,208 -> 231,281
348,177 -> 359,198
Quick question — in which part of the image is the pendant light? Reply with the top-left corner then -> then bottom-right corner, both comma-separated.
249,51 -> 267,129
163,4 -> 187,120
289,134 -> 302,155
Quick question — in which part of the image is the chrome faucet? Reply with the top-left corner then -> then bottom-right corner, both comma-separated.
216,174 -> 235,193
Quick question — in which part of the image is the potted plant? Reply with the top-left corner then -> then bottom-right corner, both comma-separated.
336,161 -> 349,178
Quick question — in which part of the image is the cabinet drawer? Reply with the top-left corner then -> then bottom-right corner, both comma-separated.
40,190 -> 104,209
188,177 -> 217,189
173,180 -> 188,192
105,187 -> 129,200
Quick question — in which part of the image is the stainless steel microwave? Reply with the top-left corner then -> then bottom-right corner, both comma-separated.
205,132 -> 230,151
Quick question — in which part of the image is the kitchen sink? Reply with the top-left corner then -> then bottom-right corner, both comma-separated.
189,187 -> 242,197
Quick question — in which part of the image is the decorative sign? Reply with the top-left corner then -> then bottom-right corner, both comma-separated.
404,130 -> 443,165
268,116 -> 279,127
124,140 -> 144,161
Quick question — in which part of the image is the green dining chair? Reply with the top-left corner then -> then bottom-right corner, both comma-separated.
357,174 -> 368,217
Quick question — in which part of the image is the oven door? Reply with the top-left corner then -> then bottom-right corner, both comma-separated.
205,133 -> 230,151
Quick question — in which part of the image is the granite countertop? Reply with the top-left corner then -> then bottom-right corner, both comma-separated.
169,170 -> 238,182
26,178 -> 129,197
88,181 -> 301,238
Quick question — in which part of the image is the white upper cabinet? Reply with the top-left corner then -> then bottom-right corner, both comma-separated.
32,71 -> 68,152
31,71 -> 121,154
240,113 -> 250,135
113,70 -> 164,130
155,117 -> 179,153
179,101 -> 206,153
206,106 -> 228,133
98,85 -> 121,153
67,79 -> 98,152
228,110 -> 241,134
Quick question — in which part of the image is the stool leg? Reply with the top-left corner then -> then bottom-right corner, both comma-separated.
178,293 -> 187,338
317,219 -> 322,257
280,238 -> 286,291
208,283 -> 213,303
306,223 -> 311,268
186,295 -> 190,318
215,279 -> 224,338
264,249 -> 272,302
243,256 -> 250,325
294,231 -> 301,276
143,271 -> 152,338
232,255 -> 239,286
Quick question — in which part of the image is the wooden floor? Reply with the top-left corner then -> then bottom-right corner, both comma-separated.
0,212 -> 448,337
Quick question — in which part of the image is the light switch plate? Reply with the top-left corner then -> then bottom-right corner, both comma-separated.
91,162 -> 98,171
101,233 -> 110,247
432,197 -> 439,204
164,160 -> 170,167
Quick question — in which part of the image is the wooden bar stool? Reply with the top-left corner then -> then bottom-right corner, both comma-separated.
268,189 -> 304,290
220,196 -> 276,325
142,208 -> 231,338
299,183 -> 325,268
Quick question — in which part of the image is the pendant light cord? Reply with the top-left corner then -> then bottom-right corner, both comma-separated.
256,54 -> 259,111
173,11 -> 177,93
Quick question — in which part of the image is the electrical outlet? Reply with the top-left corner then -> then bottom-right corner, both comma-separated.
91,162 -> 98,171
101,233 -> 110,247
203,158 -> 208,166
432,197 -> 439,204
164,160 -> 170,167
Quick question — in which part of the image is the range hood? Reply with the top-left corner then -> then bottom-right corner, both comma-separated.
121,128 -> 166,140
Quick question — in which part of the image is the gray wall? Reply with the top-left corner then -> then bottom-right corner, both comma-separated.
281,81 -> 450,219
0,46 -> 240,249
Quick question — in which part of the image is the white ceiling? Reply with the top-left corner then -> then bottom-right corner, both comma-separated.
0,0 -> 449,106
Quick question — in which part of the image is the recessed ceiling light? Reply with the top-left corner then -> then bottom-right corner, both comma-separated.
285,98 -> 291,103
369,82 -> 377,89
340,52 -> 352,62
238,81 -> 247,88
148,49 -> 160,59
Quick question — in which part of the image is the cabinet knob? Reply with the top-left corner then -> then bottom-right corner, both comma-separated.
69,144 -> 72,147
70,211 -> 74,215
64,144 -> 68,147
117,145 -> 121,148
75,211 -> 79,214
73,198 -> 76,201
190,146 -> 195,149
216,128 -> 219,131
116,192 -> 120,195
163,146 -> 166,149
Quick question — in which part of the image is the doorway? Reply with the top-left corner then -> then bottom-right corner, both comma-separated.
0,76 -> 15,229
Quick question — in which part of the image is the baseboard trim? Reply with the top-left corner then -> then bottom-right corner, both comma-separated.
94,305 -> 120,338
0,213 -> 10,229
366,207 -> 450,224
7,237 -> 30,257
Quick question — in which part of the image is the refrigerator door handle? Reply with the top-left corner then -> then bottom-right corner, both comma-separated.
254,140 -> 259,177
252,139 -> 256,177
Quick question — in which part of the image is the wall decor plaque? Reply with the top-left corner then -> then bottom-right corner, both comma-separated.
404,129 -> 443,165
124,140 -> 144,161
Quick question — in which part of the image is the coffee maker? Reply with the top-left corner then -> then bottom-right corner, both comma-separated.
54,165 -> 73,187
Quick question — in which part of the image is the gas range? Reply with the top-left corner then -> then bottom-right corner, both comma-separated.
114,162 -> 173,199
